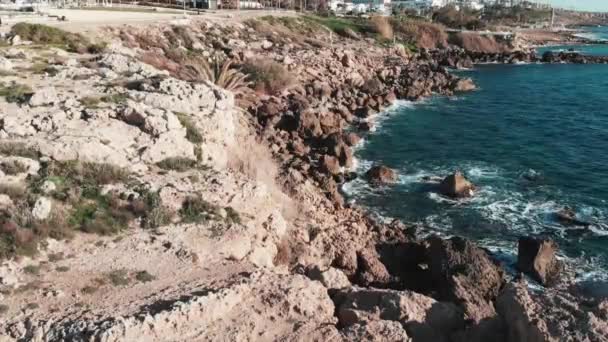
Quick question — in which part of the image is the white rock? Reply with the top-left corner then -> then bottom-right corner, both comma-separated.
261,40 -> 273,50
0,57 -> 13,71
29,87 -> 59,107
40,180 -> 57,194
11,35 -> 21,46
0,194 -> 13,209
32,197 -> 52,221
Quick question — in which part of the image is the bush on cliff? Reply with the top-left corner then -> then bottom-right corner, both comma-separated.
433,5 -> 485,30
10,23 -> 105,53
391,19 -> 447,50
448,32 -> 510,53
370,16 -> 394,40
241,59 -> 296,95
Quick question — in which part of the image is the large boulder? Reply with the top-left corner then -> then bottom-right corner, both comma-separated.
438,171 -> 475,198
322,155 -> 341,175
452,78 -> 476,92
29,87 -> 59,107
425,236 -> 505,322
337,287 -> 464,342
342,321 -> 411,342
516,237 -> 562,287
365,165 -> 397,185
496,280 -> 557,342
356,248 -> 390,287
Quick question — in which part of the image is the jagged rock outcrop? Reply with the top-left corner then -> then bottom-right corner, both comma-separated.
426,236 -> 505,322
517,237 -> 562,287
365,165 -> 398,185
438,171 -> 476,198
336,287 -> 464,341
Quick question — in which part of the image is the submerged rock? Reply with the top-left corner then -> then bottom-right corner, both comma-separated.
365,165 -> 397,185
556,207 -> 590,227
517,237 -> 562,287
438,171 -> 475,198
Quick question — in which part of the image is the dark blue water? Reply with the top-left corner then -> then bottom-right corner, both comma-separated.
345,46 -> 608,280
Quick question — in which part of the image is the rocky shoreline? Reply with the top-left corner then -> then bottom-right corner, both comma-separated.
0,16 -> 607,341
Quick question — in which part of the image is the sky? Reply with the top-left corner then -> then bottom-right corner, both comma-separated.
549,0 -> 608,12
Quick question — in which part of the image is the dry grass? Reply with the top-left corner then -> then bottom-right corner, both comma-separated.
10,23 -> 104,53
0,82 -> 33,104
0,160 -> 28,175
241,59 -> 296,95
448,32 -> 509,53
0,142 -> 39,159
175,113 -> 203,144
371,16 -> 394,40
156,157 -> 197,172
392,20 -> 447,50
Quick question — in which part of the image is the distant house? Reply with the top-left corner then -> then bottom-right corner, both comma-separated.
391,0 -> 432,14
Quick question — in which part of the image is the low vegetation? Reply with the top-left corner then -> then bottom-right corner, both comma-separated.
9,23 -> 106,54
175,113 -> 203,144
0,82 -> 33,104
107,269 -> 130,286
179,195 -> 220,224
0,160 -> 28,175
156,157 -> 198,172
241,59 -> 296,95
371,16 -> 394,40
135,270 -> 155,283
0,142 -> 39,159
391,19 -> 447,50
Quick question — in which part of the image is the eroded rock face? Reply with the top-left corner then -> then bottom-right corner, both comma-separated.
342,320 -> 411,342
496,280 -> 557,342
517,237 -> 562,287
365,165 -> 397,185
438,171 -> 475,198
337,287 -> 464,342
425,236 -> 505,322
17,272 -> 336,341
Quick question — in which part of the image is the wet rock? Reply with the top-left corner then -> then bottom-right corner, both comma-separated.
517,237 -> 562,287
438,171 -> 475,198
496,280 -> 557,342
556,207 -> 590,227
365,165 -> 397,185
358,121 -> 374,131
344,132 -> 361,146
426,236 -> 505,322
452,78 -> 476,92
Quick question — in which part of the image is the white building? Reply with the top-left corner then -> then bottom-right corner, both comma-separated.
391,0 -> 432,12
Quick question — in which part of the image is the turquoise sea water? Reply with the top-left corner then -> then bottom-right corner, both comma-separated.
344,38 -> 608,280
538,26 -> 608,56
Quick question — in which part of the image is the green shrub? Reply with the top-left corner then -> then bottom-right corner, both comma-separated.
241,59 -> 296,95
23,264 -> 41,275
156,157 -> 197,172
10,23 -> 94,53
0,142 -> 39,159
0,82 -> 33,104
80,96 -> 101,108
0,160 -> 28,175
56,266 -> 70,272
175,113 -> 203,144
135,270 -> 155,283
224,207 -> 241,225
179,196 -> 219,224
107,269 -> 130,286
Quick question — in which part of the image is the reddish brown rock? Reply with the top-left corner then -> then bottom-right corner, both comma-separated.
344,132 -> 361,146
517,237 -> 562,287
439,171 -> 475,198
426,236 -> 505,323
322,155 -> 341,175
356,248 -> 390,286
365,165 -> 397,185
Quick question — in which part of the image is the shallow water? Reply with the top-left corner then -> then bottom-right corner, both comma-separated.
344,57 -> 608,281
